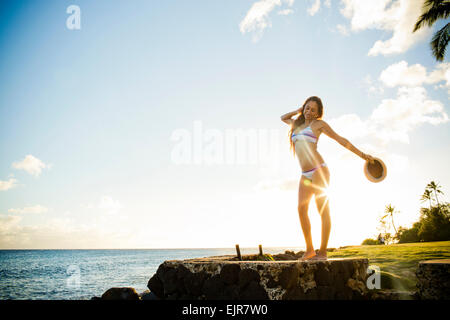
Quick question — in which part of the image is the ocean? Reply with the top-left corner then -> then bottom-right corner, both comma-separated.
0,247 -> 304,300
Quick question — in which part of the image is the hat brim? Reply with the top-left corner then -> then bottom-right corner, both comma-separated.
364,157 -> 387,183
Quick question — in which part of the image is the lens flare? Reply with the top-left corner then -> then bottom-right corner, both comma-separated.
309,168 -> 330,216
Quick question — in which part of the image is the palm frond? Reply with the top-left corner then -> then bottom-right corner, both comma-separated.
414,0 -> 450,32
420,190 -> 432,202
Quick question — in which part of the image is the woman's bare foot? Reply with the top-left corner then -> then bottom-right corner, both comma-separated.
309,251 -> 327,260
299,250 -> 316,261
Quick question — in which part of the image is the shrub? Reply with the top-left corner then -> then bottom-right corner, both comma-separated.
362,238 -> 380,245
396,224 -> 421,243
397,204 -> 450,243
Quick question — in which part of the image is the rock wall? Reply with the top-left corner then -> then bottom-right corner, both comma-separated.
147,256 -> 369,300
416,259 -> 450,300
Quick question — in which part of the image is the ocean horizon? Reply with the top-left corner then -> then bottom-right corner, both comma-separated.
0,246 -> 305,300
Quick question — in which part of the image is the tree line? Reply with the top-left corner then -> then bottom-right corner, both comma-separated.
362,181 -> 450,245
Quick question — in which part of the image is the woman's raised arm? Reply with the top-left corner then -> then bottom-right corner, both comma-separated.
280,108 -> 301,125
319,120 -> 375,163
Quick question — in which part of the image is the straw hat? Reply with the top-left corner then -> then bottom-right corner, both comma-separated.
364,157 -> 387,183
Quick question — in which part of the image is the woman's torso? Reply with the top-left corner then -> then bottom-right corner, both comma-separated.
292,120 -> 326,171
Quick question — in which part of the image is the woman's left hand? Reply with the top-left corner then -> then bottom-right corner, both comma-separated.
364,153 -> 376,164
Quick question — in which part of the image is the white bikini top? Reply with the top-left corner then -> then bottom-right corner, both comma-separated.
292,125 -> 318,144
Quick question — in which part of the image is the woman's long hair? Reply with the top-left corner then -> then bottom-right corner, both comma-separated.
288,96 -> 324,157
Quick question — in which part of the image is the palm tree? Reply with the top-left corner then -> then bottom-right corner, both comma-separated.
426,181 -> 444,207
413,0 -> 450,61
376,217 -> 391,245
383,204 -> 398,235
420,189 -> 433,209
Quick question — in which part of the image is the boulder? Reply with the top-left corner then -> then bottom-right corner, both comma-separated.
147,256 -> 369,300
416,259 -> 450,300
139,290 -> 160,300
101,287 -> 141,300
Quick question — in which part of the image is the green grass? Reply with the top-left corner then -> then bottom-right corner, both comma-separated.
328,241 -> 450,291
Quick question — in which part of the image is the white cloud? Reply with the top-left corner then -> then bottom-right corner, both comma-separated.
0,197 -> 129,249
278,9 -> 294,15
436,66 -> 450,96
363,74 -> 385,95
239,0 -> 282,42
0,215 -> 22,233
370,86 -> 448,144
379,61 -> 450,95
324,84 -> 448,147
428,63 -> 450,86
365,61 -> 450,97
324,0 -> 331,8
239,0 -> 295,42
379,61 -> 427,87
338,0 -> 431,56
0,178 -> 18,191
12,155 -> 51,177
0,214 -> 133,249
336,24 -> 349,36
8,205 -> 48,214
307,0 -> 321,16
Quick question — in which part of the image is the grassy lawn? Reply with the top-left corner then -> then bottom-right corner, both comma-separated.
327,241 -> 450,291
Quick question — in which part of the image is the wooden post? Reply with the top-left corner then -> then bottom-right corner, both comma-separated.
235,244 -> 242,261
259,244 -> 263,256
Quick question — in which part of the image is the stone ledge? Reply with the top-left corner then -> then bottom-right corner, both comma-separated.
147,257 -> 370,300
416,259 -> 450,300
418,259 -> 450,264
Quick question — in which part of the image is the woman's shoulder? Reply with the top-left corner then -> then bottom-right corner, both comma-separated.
311,119 -> 330,135
311,119 -> 327,128
315,119 -> 329,124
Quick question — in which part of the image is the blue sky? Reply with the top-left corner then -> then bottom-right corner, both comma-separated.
1,0 -> 449,249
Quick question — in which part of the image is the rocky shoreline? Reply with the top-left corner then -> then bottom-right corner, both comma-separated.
92,250 -> 450,300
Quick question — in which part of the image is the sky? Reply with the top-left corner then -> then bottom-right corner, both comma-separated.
0,0 -> 449,249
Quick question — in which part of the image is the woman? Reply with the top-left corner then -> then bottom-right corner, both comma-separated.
281,96 -> 375,260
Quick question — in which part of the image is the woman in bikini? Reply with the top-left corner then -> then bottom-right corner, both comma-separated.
281,96 -> 375,260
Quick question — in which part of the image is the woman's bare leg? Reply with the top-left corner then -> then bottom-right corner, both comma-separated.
312,166 -> 331,259
316,193 -> 331,257
298,176 -> 315,259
